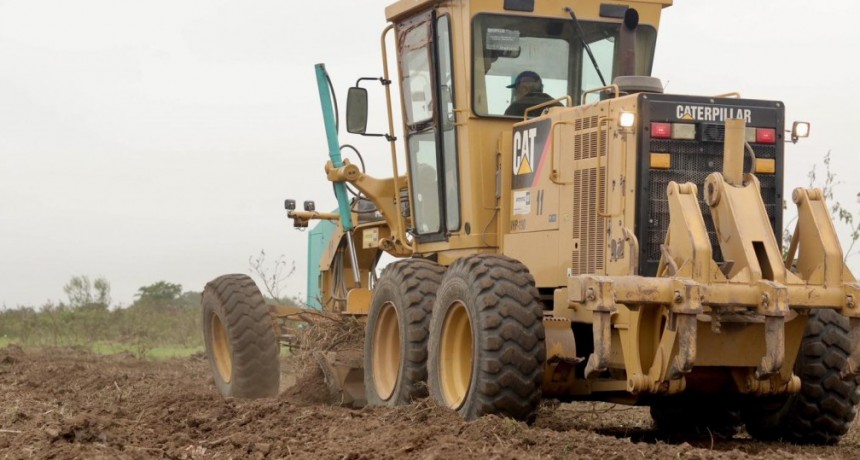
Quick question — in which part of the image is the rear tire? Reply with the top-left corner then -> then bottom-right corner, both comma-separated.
202,274 -> 280,398
427,254 -> 545,423
742,309 -> 860,445
364,259 -> 445,406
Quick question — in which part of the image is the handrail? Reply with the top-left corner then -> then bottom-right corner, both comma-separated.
582,84 -> 620,104
522,95 -> 573,120
379,24 -> 413,252
714,92 -> 741,99
549,121 -> 576,185
596,117 -> 612,217
623,227 -> 639,275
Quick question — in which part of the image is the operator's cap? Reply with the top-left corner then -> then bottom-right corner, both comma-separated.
507,70 -> 541,88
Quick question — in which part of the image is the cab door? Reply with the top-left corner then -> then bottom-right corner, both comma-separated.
397,11 -> 460,243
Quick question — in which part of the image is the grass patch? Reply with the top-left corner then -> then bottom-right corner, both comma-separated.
0,337 -> 201,360
90,341 -> 203,360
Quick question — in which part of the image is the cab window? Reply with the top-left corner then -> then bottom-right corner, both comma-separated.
472,14 -> 657,117
399,16 -> 441,235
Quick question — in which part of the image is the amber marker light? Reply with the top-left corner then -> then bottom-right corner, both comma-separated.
650,153 -> 671,169
755,158 -> 776,174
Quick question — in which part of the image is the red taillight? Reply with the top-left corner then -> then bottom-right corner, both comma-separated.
756,128 -> 776,144
651,122 -> 671,139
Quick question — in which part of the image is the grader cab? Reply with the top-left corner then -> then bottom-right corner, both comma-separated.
201,0 -> 860,444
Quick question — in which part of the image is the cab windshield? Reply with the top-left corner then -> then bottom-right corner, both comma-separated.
472,14 -> 657,117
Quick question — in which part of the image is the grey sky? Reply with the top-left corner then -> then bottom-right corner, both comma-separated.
1,0 -> 858,308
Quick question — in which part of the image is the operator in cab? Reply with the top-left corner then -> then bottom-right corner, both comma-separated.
504,71 -> 555,117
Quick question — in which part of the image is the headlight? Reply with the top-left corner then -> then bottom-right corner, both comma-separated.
619,112 -> 635,128
791,121 -> 810,143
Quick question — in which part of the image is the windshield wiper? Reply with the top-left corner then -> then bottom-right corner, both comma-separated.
564,7 -> 607,87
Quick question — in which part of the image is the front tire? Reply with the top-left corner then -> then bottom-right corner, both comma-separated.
202,274 -> 280,398
364,259 -> 445,406
427,254 -> 545,422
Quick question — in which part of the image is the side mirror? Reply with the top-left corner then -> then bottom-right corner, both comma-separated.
346,87 -> 369,134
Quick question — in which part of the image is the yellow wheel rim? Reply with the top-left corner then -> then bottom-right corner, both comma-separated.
372,302 -> 401,401
211,314 -> 232,383
439,301 -> 473,409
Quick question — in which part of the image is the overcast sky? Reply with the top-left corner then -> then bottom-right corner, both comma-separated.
2,0 -> 859,308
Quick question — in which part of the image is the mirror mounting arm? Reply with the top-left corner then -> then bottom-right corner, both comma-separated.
361,132 -> 398,142
355,76 -> 390,87
347,76 -> 397,140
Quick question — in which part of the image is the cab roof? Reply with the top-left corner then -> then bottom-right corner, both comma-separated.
385,0 -> 673,22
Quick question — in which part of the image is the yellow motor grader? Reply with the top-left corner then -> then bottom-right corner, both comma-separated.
201,0 -> 860,444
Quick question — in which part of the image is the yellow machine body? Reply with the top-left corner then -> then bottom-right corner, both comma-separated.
296,0 -> 860,406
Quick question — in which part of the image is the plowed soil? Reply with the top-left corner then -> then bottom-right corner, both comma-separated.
1,344 -> 859,459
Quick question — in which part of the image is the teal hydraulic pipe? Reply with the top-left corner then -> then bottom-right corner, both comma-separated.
314,63 -> 354,231
314,63 -> 360,288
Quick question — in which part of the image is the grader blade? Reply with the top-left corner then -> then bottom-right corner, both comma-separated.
269,304 -> 366,406
313,350 -> 366,408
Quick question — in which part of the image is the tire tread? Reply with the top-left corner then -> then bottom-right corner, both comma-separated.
202,274 -> 279,398
430,254 -> 545,423
365,259 -> 445,406
743,309 -> 860,445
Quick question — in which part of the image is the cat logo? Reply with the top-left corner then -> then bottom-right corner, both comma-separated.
512,119 -> 550,189
513,128 -> 536,176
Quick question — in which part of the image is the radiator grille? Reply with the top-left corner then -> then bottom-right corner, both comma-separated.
574,116 -> 601,161
573,168 -> 606,274
571,115 -> 606,275
574,115 -> 598,132
644,139 -> 778,269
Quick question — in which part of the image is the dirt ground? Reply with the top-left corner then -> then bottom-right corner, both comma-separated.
2,344 -> 859,459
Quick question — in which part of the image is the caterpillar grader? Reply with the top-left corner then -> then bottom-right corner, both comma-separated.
201,0 -> 860,444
